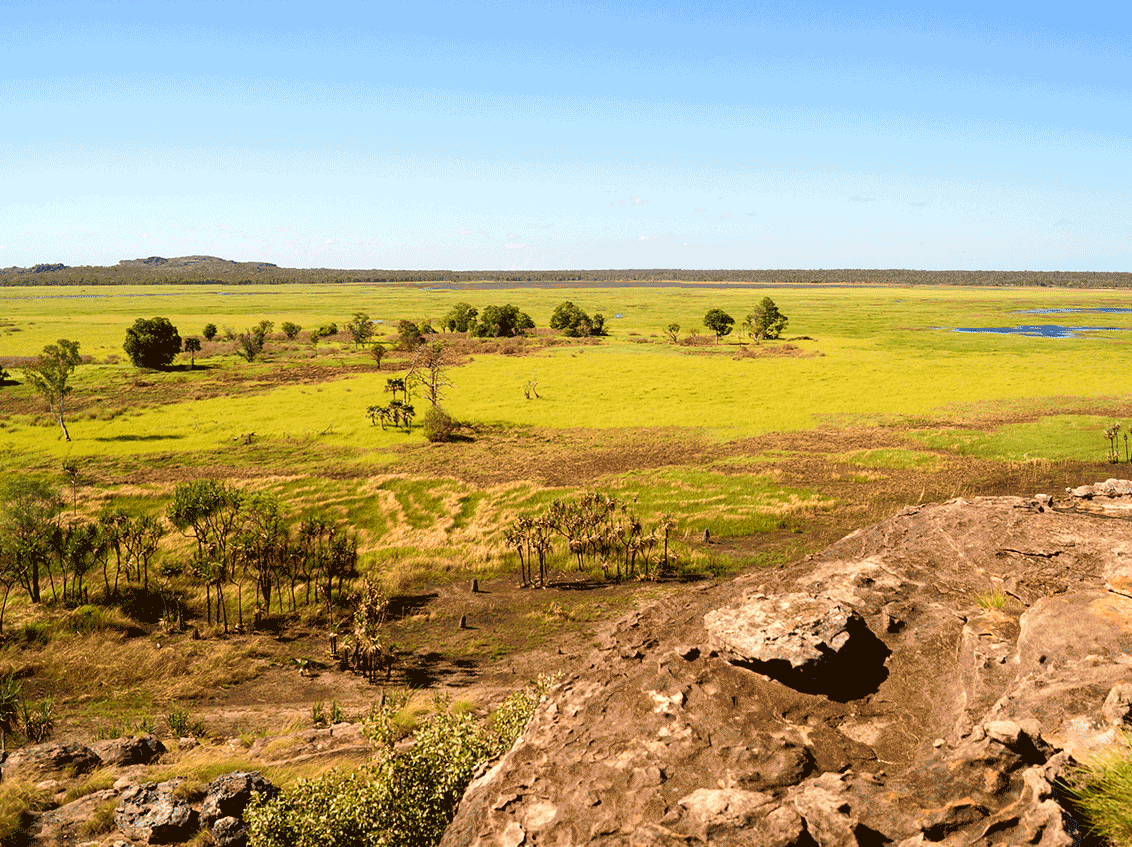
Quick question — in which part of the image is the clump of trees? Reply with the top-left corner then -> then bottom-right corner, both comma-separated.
24,339 -> 82,441
346,313 -> 375,350
747,297 -> 788,341
367,378 -> 415,432
506,493 -> 675,587
124,317 -> 182,369
472,304 -> 535,338
549,301 -> 605,337
442,302 -> 478,333
0,471 -> 362,637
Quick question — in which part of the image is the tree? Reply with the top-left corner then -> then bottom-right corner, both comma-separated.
406,342 -> 451,408
0,476 -> 61,604
442,302 -> 478,333
371,342 -> 387,370
24,339 -> 82,442
347,313 -> 375,350
703,309 -> 735,343
473,304 -> 534,338
549,301 -> 604,337
749,297 -> 788,340
183,337 -> 201,369
202,323 -> 218,341
397,320 -> 423,350
665,322 -> 680,344
124,317 -> 182,369
281,321 -> 301,340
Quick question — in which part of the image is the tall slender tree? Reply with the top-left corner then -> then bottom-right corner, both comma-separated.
25,339 -> 82,442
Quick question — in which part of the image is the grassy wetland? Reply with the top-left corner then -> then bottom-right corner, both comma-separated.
0,277 -> 1130,761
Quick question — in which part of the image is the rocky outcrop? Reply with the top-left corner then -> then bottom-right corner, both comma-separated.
3,741 -> 102,782
90,733 -> 166,766
116,783 -> 199,844
443,493 -> 1132,846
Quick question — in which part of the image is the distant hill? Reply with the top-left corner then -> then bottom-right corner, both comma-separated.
116,255 -> 279,271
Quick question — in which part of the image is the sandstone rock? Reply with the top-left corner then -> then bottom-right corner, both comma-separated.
200,771 -> 279,826
705,593 -> 890,700
1102,682 -> 1132,724
90,733 -> 166,767
212,815 -> 249,847
4,742 -> 101,782
116,783 -> 198,844
441,496 -> 1128,847
676,788 -> 773,840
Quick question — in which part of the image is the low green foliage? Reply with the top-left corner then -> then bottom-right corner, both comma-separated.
247,675 -> 557,847
1063,731 -> 1132,845
166,704 -> 206,738
974,589 -> 1007,609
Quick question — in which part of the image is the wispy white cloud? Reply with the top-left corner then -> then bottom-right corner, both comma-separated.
505,242 -> 526,249
637,234 -> 657,241
694,207 -> 707,213
849,196 -> 877,203
745,212 -> 758,217
719,212 -> 732,220
907,201 -> 929,208
631,195 -> 648,206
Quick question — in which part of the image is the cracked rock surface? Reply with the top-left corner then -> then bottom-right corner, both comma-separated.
442,493 -> 1132,846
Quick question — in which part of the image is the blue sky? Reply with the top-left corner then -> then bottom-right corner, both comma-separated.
3,0 -> 1130,271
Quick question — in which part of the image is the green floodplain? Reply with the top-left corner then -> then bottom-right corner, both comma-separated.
2,280 -> 1131,580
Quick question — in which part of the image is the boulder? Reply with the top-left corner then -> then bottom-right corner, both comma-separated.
200,771 -> 278,827
4,742 -> 101,782
116,782 -> 198,844
212,815 -> 250,847
90,733 -> 166,767
705,593 -> 890,700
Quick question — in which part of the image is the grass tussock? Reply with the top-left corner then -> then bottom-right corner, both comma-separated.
1064,731 -> 1132,846
0,781 -> 52,847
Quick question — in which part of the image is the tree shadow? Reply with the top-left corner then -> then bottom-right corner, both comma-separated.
94,434 -> 185,442
398,653 -> 479,689
386,593 -> 438,621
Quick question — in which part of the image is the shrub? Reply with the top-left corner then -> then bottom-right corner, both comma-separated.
281,321 -> 302,340
246,676 -> 557,847
549,301 -> 605,337
167,704 -> 206,738
421,406 -> 457,443
1063,731 -> 1132,845
202,323 -> 218,341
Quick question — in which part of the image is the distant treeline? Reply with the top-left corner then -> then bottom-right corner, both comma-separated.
3,261 -> 1132,289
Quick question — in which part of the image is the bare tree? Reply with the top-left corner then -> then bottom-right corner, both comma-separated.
406,342 -> 452,408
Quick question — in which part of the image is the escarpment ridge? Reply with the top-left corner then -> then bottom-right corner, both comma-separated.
444,489 -> 1132,846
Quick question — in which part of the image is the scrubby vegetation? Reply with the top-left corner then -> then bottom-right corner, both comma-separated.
245,675 -> 557,847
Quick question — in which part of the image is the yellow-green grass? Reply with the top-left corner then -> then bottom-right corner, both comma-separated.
5,282 -> 1132,481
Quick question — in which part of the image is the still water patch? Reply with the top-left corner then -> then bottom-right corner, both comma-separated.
953,325 -> 1123,338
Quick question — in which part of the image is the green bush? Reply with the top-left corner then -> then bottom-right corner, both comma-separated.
1064,731 -> 1132,845
246,676 -> 557,847
421,407 -> 457,443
